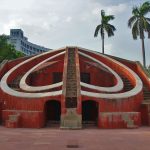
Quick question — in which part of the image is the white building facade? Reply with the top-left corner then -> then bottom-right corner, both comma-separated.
8,29 -> 50,56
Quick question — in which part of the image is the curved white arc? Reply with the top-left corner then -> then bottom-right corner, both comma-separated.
2,86 -> 62,98
0,48 -> 65,98
80,82 -> 117,93
22,82 -> 63,92
79,52 -> 123,93
20,51 -> 65,92
79,48 -> 143,99
81,89 -> 140,99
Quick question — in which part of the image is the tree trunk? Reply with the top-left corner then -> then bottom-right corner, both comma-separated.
102,37 -> 104,54
141,38 -> 146,68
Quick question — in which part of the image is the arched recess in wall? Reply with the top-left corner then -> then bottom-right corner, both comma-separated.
82,100 -> 99,127
44,100 -> 61,126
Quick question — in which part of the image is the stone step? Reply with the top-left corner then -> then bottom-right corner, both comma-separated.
124,87 -> 133,89
66,84 -> 77,87
66,94 -> 77,97
144,95 -> 150,97
124,86 -> 133,88
66,91 -> 77,94
66,86 -> 77,89
60,108 -> 82,129
66,89 -> 77,91
144,97 -> 150,100
143,92 -> 150,95
144,95 -> 150,96
67,80 -> 76,82
143,91 -> 150,93
144,99 -> 150,101
142,100 -> 150,104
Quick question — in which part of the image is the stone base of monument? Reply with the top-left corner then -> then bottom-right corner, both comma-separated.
60,108 -> 82,129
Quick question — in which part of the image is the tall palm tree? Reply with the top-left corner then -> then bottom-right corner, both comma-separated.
94,10 -> 116,54
128,1 -> 150,68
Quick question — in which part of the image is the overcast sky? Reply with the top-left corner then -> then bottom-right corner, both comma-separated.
0,0 -> 149,66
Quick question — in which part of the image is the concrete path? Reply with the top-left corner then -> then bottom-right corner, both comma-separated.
0,126 -> 150,150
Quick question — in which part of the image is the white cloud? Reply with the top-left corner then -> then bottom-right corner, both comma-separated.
0,0 -> 149,65
42,22 -> 50,30
3,19 -> 23,34
65,16 -> 72,22
0,0 -> 34,10
106,4 -> 127,15
92,3 -> 127,15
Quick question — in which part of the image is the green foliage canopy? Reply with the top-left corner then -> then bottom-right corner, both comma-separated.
0,35 -> 24,62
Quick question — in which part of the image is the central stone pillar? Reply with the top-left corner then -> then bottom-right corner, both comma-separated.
61,47 -> 82,129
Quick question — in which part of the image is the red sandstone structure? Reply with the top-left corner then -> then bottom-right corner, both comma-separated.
0,47 -> 150,129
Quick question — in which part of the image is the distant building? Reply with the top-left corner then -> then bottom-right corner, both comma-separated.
8,29 -> 51,56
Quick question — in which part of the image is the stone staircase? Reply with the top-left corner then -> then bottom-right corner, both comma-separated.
142,86 -> 150,104
8,75 -> 23,90
65,48 -> 77,108
121,75 -> 133,92
119,76 -> 138,128
61,48 -> 82,129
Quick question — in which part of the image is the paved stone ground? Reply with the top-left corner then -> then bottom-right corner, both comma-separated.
0,126 -> 150,150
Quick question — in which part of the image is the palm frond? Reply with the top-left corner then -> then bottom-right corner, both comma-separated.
140,1 -> 150,15
132,20 -> 139,40
105,24 -> 116,37
146,17 -> 150,23
107,29 -> 114,37
106,15 -> 115,21
94,25 -> 101,37
148,31 -> 150,38
143,19 -> 150,38
139,20 -> 145,39
132,6 -> 139,16
142,17 -> 150,30
110,24 -> 116,31
128,16 -> 137,28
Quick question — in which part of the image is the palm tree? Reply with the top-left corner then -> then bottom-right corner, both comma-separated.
128,1 -> 150,68
94,10 -> 116,54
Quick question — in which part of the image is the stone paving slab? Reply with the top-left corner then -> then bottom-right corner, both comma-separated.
0,127 -> 150,150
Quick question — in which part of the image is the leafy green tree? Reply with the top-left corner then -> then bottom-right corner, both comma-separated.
94,10 -> 116,54
0,35 -> 24,62
128,1 -> 150,68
